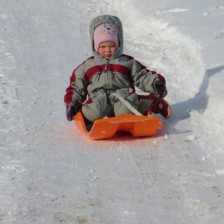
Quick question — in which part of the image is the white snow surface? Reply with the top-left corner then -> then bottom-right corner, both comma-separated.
1,0 -> 224,223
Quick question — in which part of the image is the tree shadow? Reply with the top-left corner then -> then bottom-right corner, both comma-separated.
164,65 -> 224,135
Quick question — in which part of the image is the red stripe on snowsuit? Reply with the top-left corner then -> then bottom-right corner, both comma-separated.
157,73 -> 166,84
64,57 -> 94,104
84,65 -> 105,81
108,64 -> 130,76
64,72 -> 76,103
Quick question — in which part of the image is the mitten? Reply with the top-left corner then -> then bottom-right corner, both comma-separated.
153,79 -> 167,98
66,101 -> 81,121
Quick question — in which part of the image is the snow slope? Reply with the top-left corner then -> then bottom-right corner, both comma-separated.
1,0 -> 224,223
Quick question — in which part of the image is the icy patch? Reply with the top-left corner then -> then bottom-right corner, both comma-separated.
155,8 -> 189,15
216,169 -> 224,175
203,12 -> 210,16
1,14 -> 9,19
185,135 -> 196,142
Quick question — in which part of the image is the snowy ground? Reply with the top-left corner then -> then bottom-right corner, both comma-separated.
1,0 -> 224,223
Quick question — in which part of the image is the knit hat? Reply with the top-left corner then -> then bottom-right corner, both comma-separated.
93,23 -> 119,51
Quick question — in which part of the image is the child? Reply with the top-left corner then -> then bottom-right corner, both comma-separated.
64,15 -> 172,123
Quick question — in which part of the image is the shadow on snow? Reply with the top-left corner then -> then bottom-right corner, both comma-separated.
164,64 -> 224,135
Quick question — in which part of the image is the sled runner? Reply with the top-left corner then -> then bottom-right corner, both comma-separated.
74,112 -> 162,140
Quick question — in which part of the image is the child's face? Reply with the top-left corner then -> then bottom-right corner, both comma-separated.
97,41 -> 117,59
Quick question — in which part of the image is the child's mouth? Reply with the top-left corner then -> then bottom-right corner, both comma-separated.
105,54 -> 112,58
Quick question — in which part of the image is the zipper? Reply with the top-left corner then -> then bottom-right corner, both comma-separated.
105,60 -> 110,89
104,60 -> 109,72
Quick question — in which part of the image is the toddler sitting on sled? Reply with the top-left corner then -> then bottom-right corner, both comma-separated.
64,15 -> 172,123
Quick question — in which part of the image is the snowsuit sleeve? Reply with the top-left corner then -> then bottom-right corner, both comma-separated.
64,64 -> 88,104
131,59 -> 166,94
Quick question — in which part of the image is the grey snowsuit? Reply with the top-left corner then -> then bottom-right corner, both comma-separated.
64,15 -> 167,122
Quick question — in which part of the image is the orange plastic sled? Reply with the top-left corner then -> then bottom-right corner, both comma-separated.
74,112 -> 162,140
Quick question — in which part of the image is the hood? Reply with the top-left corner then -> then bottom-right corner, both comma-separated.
89,15 -> 123,59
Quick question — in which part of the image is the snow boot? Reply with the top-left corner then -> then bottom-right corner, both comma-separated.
149,95 -> 172,118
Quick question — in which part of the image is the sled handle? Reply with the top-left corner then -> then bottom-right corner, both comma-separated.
111,92 -> 143,116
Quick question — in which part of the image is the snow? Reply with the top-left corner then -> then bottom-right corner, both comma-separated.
1,0 -> 224,223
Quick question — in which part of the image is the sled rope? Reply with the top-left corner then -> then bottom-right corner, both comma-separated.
111,92 -> 143,116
